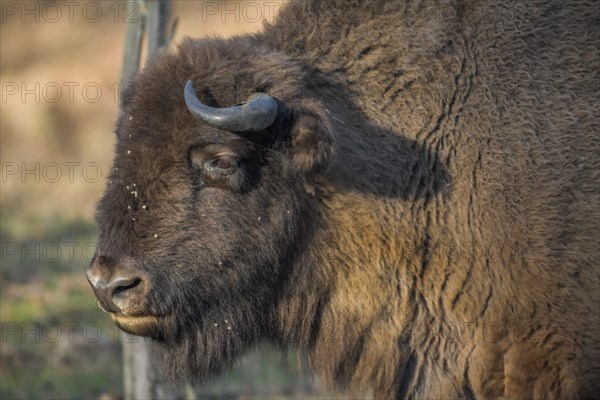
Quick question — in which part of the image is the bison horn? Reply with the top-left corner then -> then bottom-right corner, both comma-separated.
184,80 -> 278,132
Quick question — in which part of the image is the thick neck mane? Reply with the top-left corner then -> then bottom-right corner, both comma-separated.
264,0 -> 599,398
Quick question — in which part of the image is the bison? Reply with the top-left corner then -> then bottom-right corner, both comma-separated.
87,0 -> 599,398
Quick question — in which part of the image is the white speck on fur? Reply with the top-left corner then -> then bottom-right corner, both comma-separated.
129,116 -> 133,121
142,205 -> 147,209
153,234 -> 158,238
127,150 -> 131,154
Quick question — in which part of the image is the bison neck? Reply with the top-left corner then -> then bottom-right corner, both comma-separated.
272,182 -> 486,398
269,87 -> 521,395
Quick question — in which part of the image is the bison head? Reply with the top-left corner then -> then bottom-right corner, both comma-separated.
86,38 -> 335,379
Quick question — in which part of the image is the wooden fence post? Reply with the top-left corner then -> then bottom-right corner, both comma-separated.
118,1 -> 173,399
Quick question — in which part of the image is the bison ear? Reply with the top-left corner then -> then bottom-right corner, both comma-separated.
280,99 -> 335,175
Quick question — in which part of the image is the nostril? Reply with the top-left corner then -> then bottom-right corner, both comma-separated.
112,277 -> 142,298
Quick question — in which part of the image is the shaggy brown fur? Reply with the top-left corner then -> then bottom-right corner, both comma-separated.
90,1 -> 599,398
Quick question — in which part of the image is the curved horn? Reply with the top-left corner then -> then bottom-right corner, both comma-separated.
184,80 -> 278,132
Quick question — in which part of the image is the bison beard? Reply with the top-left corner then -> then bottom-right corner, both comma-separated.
150,296 -> 261,382
144,228 -> 309,382
88,0 -> 600,398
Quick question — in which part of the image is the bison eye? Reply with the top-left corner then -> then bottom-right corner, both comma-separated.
189,145 -> 249,192
200,154 -> 246,191
210,157 -> 237,171
205,155 -> 239,174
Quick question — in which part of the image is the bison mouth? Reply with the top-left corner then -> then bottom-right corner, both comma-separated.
111,314 -> 163,339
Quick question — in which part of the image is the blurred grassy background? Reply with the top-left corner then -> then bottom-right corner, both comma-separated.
0,1 -> 334,398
